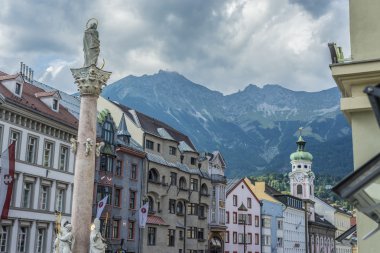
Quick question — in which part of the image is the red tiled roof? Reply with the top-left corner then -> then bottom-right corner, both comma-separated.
35,91 -> 58,98
0,73 -> 21,81
147,215 -> 167,225
0,73 -> 78,129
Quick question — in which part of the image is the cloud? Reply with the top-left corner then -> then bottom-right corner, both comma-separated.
0,0 -> 349,94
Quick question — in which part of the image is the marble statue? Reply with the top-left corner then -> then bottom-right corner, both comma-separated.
53,219 -> 73,253
95,142 -> 105,157
83,20 -> 100,67
85,138 -> 93,156
90,218 -> 106,253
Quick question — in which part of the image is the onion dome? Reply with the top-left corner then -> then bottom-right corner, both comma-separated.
290,135 -> 313,161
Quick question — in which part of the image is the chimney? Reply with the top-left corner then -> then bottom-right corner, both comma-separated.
31,70 -> 34,82
22,63 -> 26,79
28,68 -> 32,82
20,62 -> 23,74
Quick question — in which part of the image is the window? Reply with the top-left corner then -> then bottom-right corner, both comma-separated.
0,226 -> 9,253
169,146 -> 176,155
113,220 -> 120,239
233,195 -> 237,206
255,233 -> 259,245
262,235 -> 271,246
225,231 -> 229,243
277,237 -> 283,247
145,140 -> 154,150
199,205 -> 206,218
188,203 -> 198,215
100,219 -> 110,238
17,227 -> 28,252
247,197 -> 252,208
226,211 -> 230,224
129,190 -> 136,209
176,201 -> 184,215
238,214 -> 246,224
131,164 -> 137,179
168,229 -> 175,246
102,121 -> 114,144
10,130 -> 21,159
190,178 -> 198,191
179,177 -> 187,189
55,188 -> 65,212
262,217 -> 271,228
238,233 -> 244,244
247,214 -> 252,225
187,227 -> 197,239
39,185 -> 49,210
148,227 -> 156,245
297,185 -> 303,195
277,220 -> 283,230
190,157 -> 196,165
233,232 -> 237,244
114,188 -> 121,207
115,160 -> 122,176
148,196 -> 154,213
22,182 -> 33,208
233,212 -> 237,224
169,199 -> 176,214
170,172 -> 177,186
59,146 -> 69,171
201,184 -> 208,195
157,143 -> 161,152
128,221 -> 135,240
96,186 -> 112,204
197,228 -> 204,240
148,169 -> 159,182
52,99 -> 58,110
43,141 -> 53,167
100,155 -> 113,172
36,228 -> 45,253
247,233 -> 253,244
15,83 -> 21,95
26,136 -> 38,163
255,216 -> 259,227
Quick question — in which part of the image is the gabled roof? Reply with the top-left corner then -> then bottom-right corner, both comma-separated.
226,177 -> 261,204
311,213 -> 336,230
111,100 -> 197,151
117,113 -> 131,137
209,151 -> 226,167
0,73 -> 78,128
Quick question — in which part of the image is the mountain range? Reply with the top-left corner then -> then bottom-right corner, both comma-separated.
102,70 -> 353,177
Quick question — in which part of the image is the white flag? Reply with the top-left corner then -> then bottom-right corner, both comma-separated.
96,195 -> 108,219
139,202 -> 149,228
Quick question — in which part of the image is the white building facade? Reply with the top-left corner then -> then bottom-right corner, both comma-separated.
225,178 -> 261,253
0,71 -> 77,253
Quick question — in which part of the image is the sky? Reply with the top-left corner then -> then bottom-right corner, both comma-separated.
0,0 -> 350,95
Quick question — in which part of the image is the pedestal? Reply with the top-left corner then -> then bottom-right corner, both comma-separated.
70,65 -> 111,252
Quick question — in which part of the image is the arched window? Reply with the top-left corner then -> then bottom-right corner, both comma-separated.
148,196 -> 154,213
179,177 -> 187,190
102,121 -> 114,144
297,185 -> 303,195
201,183 -> 208,195
176,201 -> 184,214
148,168 -> 159,182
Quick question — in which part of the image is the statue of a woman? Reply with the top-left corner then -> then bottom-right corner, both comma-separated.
90,218 -> 106,253
83,21 -> 100,67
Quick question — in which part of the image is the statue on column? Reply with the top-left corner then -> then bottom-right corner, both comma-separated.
53,218 -> 73,253
83,19 -> 100,67
90,218 -> 107,253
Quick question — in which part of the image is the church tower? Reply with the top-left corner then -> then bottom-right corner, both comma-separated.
289,129 -> 315,200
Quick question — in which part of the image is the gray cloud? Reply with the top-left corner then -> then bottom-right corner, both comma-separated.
0,0 -> 349,94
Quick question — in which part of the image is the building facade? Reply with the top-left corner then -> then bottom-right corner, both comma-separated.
0,71 -> 77,253
206,151 -> 227,253
225,178 -> 261,253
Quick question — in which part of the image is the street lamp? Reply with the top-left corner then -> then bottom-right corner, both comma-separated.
238,203 -> 248,253
332,152 -> 380,239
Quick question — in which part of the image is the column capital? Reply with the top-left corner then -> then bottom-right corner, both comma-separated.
70,65 -> 112,97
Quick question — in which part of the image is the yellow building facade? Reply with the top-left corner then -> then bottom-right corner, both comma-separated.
330,1 -> 380,252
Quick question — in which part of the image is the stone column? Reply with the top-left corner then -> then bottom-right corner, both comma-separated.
70,65 -> 111,252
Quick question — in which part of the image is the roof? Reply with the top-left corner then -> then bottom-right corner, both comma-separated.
112,100 -> 196,151
0,73 -> 78,128
310,213 -> 336,230
209,151 -> 226,167
226,177 -> 261,204
315,196 -> 352,216
117,113 -> 131,136
336,225 -> 357,242
178,141 -> 195,152
247,181 -> 281,203
0,73 -> 21,81
34,90 -> 61,99
147,215 -> 168,226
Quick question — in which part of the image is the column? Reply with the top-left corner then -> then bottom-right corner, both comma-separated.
70,64 -> 111,252
15,173 -> 23,208
28,221 -> 36,252
9,219 -> 19,253
33,177 -> 41,209
49,180 -> 57,212
65,183 -> 72,214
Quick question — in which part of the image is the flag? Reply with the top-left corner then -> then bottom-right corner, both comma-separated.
139,202 -> 149,228
96,195 -> 108,218
0,142 -> 16,219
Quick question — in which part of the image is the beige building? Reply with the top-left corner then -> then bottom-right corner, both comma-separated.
98,97 -> 212,253
330,0 -> 380,252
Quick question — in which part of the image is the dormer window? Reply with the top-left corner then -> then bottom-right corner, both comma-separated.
15,83 -> 21,95
53,99 -> 58,111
